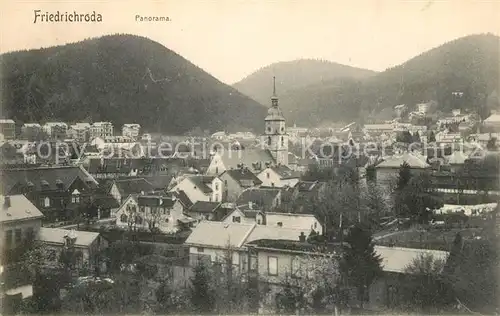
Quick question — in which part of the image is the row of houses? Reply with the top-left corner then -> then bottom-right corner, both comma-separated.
0,120 -> 143,142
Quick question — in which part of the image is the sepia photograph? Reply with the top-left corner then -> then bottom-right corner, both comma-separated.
0,0 -> 499,314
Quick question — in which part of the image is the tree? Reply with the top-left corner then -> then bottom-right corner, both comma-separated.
399,173 -> 443,223
396,162 -> 412,191
427,130 -> 436,143
341,224 -> 382,308
396,131 -> 413,144
362,182 -> 390,229
61,275 -> 141,314
156,283 -> 190,314
189,262 -> 214,313
412,131 -> 421,143
274,251 -> 343,314
400,253 -> 452,313
486,137 -> 497,150
445,240 -> 499,314
365,165 -> 376,182
144,206 -> 162,232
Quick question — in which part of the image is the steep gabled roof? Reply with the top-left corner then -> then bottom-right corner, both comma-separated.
185,221 -> 255,248
172,190 -> 193,208
189,201 -> 221,213
0,165 -> 97,194
270,165 -> 301,179
114,178 -> 154,196
187,175 -> 216,194
222,168 -> 262,187
137,195 -> 177,208
217,149 -> 275,173
0,195 -> 44,223
236,187 -> 281,209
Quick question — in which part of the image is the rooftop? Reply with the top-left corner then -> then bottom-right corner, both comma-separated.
185,221 -> 255,248
189,201 -> 221,213
0,194 -> 44,223
37,228 -> 100,247
374,245 -> 449,274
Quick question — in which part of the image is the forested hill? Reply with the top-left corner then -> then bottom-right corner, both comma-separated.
233,59 -> 377,106
249,34 -> 500,126
0,34 -> 266,134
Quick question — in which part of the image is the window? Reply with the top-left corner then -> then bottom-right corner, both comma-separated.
266,172 -> 270,179
165,218 -> 169,223
215,196 -> 219,202
268,256 -> 278,276
232,216 -> 241,223
281,136 -> 284,146
42,197 -> 50,207
215,167 -> 219,174
250,255 -> 257,271
120,214 -> 128,223
215,183 -> 219,190
281,126 -> 284,132
25,227 -> 34,240
72,195 -> 80,203
140,206 -> 145,213
197,247 -> 204,253
15,229 -> 22,244
277,222 -> 283,227
267,126 -> 271,132
267,136 -> 271,145
314,222 -> 317,229
291,256 -> 301,278
257,219 -> 261,224
232,252 -> 239,266
5,230 -> 12,247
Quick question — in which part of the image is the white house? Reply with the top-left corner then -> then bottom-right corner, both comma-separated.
257,165 -> 301,188
114,194 -> 188,233
171,175 -> 223,203
222,208 -> 322,235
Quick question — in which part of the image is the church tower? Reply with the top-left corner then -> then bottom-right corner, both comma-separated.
265,77 -> 288,166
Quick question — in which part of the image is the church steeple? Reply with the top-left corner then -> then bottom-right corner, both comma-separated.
264,76 -> 288,166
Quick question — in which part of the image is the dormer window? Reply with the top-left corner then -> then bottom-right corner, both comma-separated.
55,179 -> 64,190
41,180 -> 50,190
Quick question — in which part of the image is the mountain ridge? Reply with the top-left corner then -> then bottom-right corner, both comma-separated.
235,33 -> 500,126
0,34 -> 267,134
233,58 -> 377,106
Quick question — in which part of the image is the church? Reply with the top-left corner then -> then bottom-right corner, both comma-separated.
206,77 -> 291,176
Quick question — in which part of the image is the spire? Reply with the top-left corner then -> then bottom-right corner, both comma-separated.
273,76 -> 276,96
271,76 -> 278,107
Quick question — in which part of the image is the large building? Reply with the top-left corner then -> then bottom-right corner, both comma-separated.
264,77 -> 288,166
0,119 -> 16,140
90,122 -> 114,139
43,122 -> 68,140
69,123 -> 91,143
122,124 -> 141,139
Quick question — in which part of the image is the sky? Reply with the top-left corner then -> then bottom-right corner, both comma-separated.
1,0 -> 499,84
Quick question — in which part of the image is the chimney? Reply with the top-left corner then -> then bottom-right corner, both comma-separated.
248,201 -> 253,209
299,232 -> 306,242
3,196 -> 11,209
